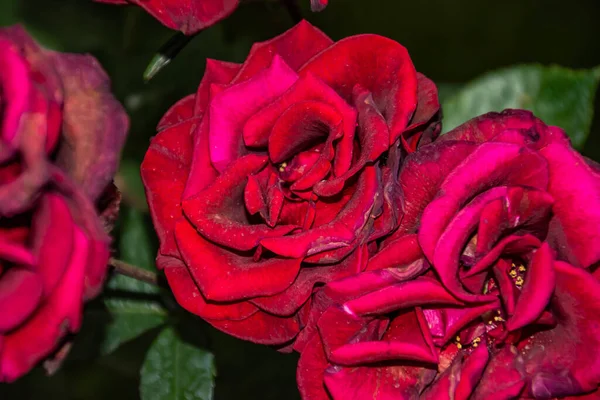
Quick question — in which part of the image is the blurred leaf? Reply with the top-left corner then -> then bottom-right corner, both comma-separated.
116,159 -> 148,211
102,208 -> 166,354
441,64 -> 600,149
141,327 -> 216,400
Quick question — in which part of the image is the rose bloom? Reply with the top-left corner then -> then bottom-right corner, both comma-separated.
296,110 -> 600,399
95,0 -> 330,35
141,20 -> 439,345
0,26 -> 128,381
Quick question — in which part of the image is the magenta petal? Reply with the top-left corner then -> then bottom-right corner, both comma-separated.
31,194 -> 75,296
431,187 -> 507,301
208,55 -> 298,172
520,261 -> 600,397
343,277 -> 463,316
243,73 -> 355,159
193,59 -> 241,116
506,242 -> 555,331
330,309 -> 438,366
541,143 -> 600,268
183,155 -> 297,251
0,227 -> 89,382
0,39 -> 30,148
419,142 -> 549,262
175,220 -> 301,302
394,141 -> 476,236
0,268 -> 42,332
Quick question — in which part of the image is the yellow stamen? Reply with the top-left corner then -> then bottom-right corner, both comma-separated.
455,336 -> 461,342
456,343 -> 462,349
509,270 -> 518,278
518,265 -> 526,272
515,276 -> 524,286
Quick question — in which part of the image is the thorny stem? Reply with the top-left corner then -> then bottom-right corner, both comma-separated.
109,257 -> 159,286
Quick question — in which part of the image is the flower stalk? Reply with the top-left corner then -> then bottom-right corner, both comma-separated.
109,257 -> 159,286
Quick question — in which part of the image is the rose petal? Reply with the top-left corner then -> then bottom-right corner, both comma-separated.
161,256 -> 257,320
141,119 -> 196,258
0,227 -> 88,382
96,0 -> 239,35
541,143 -> 600,268
506,242 -> 555,331
208,55 -> 298,172
419,142 -> 549,263
300,34 -> 418,144
233,20 -> 333,83
175,220 -> 302,302
343,276 -> 463,317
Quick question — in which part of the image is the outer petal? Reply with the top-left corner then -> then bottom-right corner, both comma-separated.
233,20 -> 333,83
52,52 -> 128,201
96,0 -> 240,35
0,226 -> 89,382
141,119 -> 196,258
175,220 -> 302,302
542,143 -> 600,268
300,34 -> 417,144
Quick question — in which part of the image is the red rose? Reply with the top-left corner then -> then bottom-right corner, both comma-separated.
141,21 -> 439,345
94,0 -> 330,35
297,110 -> 600,399
0,26 -> 128,381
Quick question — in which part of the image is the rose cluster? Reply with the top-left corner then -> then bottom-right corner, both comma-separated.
0,26 -> 127,381
143,20 -> 600,399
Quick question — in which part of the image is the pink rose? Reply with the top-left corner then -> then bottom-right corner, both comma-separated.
297,110 -> 600,399
0,26 -> 128,381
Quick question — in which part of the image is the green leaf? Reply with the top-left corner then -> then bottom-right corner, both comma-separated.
102,207 -> 166,354
441,64 -> 600,149
140,327 -> 216,400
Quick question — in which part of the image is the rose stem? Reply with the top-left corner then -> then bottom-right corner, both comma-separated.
143,31 -> 196,82
109,257 -> 159,286
282,0 -> 302,23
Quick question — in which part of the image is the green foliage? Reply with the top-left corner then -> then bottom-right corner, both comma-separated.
140,328 -> 216,400
102,207 -> 167,354
442,65 -> 600,149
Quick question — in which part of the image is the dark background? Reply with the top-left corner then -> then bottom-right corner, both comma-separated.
1,0 -> 599,398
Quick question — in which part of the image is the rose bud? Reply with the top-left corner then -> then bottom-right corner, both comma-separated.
141,20 -> 439,346
0,26 -> 128,381
297,110 -> 600,399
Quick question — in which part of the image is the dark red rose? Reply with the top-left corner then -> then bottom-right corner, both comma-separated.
296,110 -> 600,399
0,26 -> 128,381
141,21 -> 439,345
94,0 -> 330,35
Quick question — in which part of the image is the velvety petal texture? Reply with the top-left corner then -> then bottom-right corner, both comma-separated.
141,21 -> 437,346
0,26 -> 127,381
95,0 -> 330,35
296,110 -> 600,399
